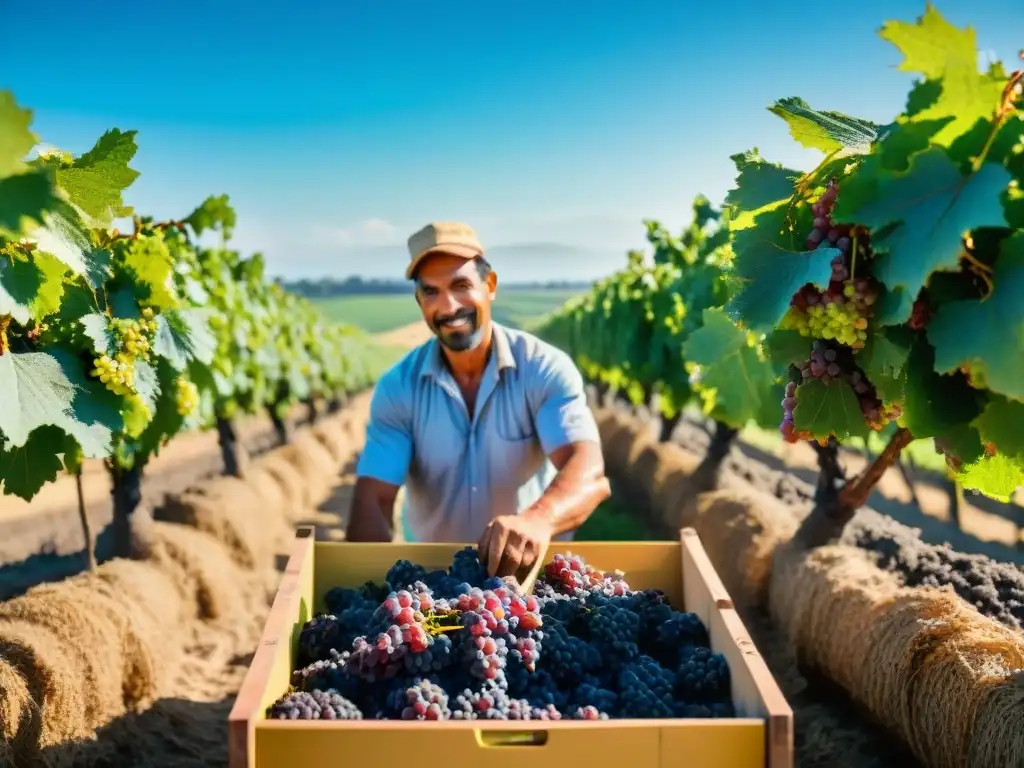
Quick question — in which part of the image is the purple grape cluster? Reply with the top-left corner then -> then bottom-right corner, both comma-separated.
268,689 -> 363,720
266,548 -> 735,722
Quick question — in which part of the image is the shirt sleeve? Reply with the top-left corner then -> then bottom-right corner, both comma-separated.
530,345 -> 601,456
356,371 -> 413,486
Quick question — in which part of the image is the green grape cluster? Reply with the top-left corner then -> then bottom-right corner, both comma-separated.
779,281 -> 873,350
91,353 -> 136,396
175,376 -> 199,416
91,307 -> 159,397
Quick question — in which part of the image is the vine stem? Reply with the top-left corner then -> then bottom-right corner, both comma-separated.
75,469 -> 97,572
838,427 -> 914,509
971,59 -> 1023,173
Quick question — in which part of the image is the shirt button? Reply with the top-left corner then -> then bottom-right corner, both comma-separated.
471,486 -> 477,492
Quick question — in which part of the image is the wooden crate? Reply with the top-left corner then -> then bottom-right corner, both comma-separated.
229,527 -> 793,768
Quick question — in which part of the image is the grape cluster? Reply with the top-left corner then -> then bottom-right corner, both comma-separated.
268,689 -> 363,720
90,308 -> 159,398
778,340 -> 901,443
780,182 -> 879,350
268,548 -> 735,722
175,377 -> 199,416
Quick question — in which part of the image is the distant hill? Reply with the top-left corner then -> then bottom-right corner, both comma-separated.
270,241 -> 627,287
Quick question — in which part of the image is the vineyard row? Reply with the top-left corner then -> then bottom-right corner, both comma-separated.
535,4 -> 1024,552
0,93 -> 390,563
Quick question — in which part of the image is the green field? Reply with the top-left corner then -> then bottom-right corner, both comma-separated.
314,289 -> 581,334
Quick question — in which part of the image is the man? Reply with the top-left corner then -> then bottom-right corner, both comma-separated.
346,221 -> 610,578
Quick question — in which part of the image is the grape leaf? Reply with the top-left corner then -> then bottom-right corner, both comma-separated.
928,235 -> 1024,401
765,329 -> 809,368
792,378 -> 868,441
132,358 -> 186,463
879,5 -> 1006,146
0,170 -> 62,235
858,327 -> 912,403
875,285 -> 915,326
134,359 -> 160,412
901,338 -> 984,439
79,313 -> 116,355
879,4 -> 976,80
55,129 -> 139,226
184,194 -> 237,241
682,308 -> 776,428
727,242 -> 839,331
0,92 -> 37,177
972,395 -> 1024,461
845,149 -> 1011,322
956,452 -> 1024,502
0,349 -> 121,457
0,425 -> 68,500
153,308 -> 216,370
121,234 -> 178,309
876,118 -> 956,172
122,392 -> 153,440
935,423 -> 986,468
768,97 -> 888,155
724,150 -> 800,217
0,252 -> 66,324
59,282 -> 98,323
109,286 -> 140,319
28,205 -> 111,287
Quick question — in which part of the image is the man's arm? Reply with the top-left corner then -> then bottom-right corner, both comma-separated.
479,347 -> 608,575
525,345 -> 608,534
346,374 -> 412,542
522,440 -> 610,536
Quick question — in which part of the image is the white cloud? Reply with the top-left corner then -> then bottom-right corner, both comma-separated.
306,218 -> 401,248
360,217 -> 397,238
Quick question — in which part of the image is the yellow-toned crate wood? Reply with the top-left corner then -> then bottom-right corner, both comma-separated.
229,527 -> 793,768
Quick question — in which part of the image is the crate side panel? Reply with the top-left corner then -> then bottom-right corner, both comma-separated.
660,721 -> 765,768
255,723 -> 660,768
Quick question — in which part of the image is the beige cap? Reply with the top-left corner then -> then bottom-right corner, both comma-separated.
406,221 -> 485,279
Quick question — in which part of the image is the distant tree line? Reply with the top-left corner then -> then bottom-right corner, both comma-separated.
276,276 -> 591,298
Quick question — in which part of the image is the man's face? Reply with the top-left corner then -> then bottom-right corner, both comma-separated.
414,253 -> 497,352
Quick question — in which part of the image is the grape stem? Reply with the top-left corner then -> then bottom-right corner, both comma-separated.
971,62 -> 1024,173
839,427 -> 913,510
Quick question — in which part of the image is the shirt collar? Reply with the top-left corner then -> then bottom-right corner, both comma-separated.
421,322 -> 517,379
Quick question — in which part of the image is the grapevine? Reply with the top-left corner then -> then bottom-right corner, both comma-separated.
269,548 -> 735,721
536,7 -> 1023,544
0,90 -> 391,546
721,6 -> 1024,540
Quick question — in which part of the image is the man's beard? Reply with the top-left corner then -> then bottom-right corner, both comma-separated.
434,308 -> 483,351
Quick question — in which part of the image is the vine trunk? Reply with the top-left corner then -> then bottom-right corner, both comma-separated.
796,428 -> 914,548
690,420 -> 739,493
75,470 -> 96,572
659,412 -> 682,443
268,402 -> 292,446
109,462 -> 144,558
216,417 -> 244,478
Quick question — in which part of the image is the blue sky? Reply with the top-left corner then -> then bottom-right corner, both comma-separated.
2,0 -> 1021,281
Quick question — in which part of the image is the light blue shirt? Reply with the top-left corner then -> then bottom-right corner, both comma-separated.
356,323 -> 601,543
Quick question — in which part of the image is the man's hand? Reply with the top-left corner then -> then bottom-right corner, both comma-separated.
477,513 -> 553,578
